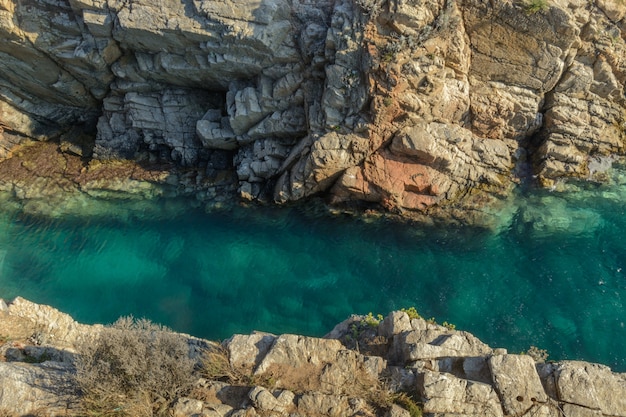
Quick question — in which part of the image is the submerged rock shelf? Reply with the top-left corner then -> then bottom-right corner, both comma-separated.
0,297 -> 625,417
0,177 -> 625,372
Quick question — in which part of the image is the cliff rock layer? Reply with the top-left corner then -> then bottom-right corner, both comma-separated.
1,298 -> 626,417
0,0 -> 624,224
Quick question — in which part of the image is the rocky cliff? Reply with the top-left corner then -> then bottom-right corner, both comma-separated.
0,0 -> 624,225
1,297 -> 625,417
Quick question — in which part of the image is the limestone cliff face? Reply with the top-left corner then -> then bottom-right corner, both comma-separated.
0,0 -> 624,224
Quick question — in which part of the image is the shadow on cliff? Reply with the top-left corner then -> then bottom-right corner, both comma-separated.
2,344 -> 79,415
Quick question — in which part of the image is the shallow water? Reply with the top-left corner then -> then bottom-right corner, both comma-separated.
0,179 -> 625,371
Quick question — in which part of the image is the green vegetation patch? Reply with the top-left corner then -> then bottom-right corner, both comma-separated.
524,0 -> 549,14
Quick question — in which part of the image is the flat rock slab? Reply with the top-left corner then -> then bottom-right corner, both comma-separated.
224,332 -> 277,372
554,361 -> 626,417
0,361 -> 79,415
254,334 -> 343,375
420,369 -> 503,416
488,354 -> 547,416
394,328 -> 493,363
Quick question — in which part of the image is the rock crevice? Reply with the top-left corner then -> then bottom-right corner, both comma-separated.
1,298 -> 626,417
0,0 -> 625,225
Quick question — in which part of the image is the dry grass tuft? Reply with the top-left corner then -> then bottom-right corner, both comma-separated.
198,337 -> 423,416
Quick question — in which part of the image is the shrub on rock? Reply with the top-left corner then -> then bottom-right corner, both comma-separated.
74,317 -> 196,417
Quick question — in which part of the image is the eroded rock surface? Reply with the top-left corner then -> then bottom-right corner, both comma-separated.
1,298 -> 625,417
0,0 -> 624,224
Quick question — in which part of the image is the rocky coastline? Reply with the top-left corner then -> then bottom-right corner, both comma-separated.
0,0 -> 624,226
0,2 -> 625,416
1,297 -> 625,417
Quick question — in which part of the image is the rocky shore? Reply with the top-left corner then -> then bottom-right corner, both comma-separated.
0,297 -> 625,417
0,0 -> 624,225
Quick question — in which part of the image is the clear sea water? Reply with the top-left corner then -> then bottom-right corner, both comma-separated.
0,174 -> 625,372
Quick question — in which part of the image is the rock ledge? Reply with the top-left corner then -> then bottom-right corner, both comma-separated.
1,298 -> 625,417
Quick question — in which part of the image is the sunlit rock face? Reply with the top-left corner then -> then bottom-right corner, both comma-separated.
2,299 -> 626,417
0,0 -> 624,224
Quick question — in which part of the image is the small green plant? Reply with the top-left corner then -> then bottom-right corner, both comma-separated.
442,321 -> 456,330
23,351 -> 52,364
524,0 -> 549,13
382,51 -> 395,64
400,307 -> 421,320
393,392 -> 423,417
366,381 -> 423,417
348,323 -> 360,341
363,312 -> 383,328
383,96 -> 393,107
426,317 -> 437,324
350,323 -> 360,340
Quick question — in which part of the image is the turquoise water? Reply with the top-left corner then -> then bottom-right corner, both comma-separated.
0,180 -> 625,371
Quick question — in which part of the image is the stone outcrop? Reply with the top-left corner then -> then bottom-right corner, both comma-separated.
0,361 -> 78,416
1,298 -> 626,417
0,0 -> 623,225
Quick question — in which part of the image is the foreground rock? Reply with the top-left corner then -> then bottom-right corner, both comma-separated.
0,0 -> 624,226
1,298 -> 625,417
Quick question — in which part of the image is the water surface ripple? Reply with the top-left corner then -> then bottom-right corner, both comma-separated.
0,183 -> 624,371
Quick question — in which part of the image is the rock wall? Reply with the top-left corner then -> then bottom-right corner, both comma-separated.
0,0 -> 624,224
1,298 -> 625,417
